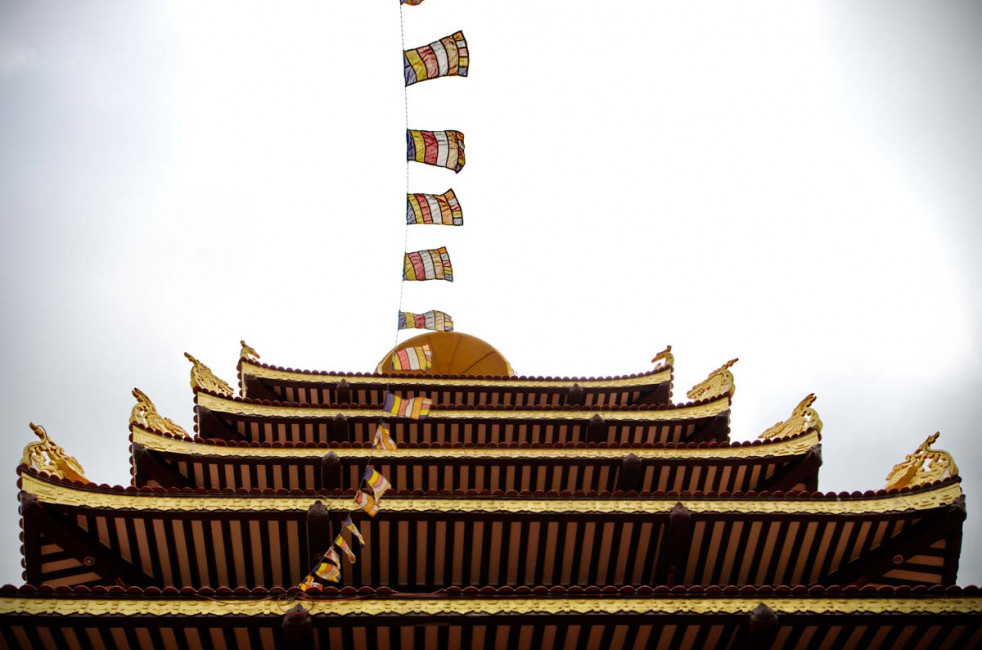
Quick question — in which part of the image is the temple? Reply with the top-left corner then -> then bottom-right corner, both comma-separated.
2,332 -> 980,649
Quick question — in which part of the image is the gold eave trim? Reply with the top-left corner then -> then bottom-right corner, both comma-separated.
133,426 -> 819,460
196,392 -> 727,423
241,361 -> 671,389
1,595 -> 980,617
20,473 -> 961,515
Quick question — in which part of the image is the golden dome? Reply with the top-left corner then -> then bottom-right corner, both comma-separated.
377,332 -> 514,377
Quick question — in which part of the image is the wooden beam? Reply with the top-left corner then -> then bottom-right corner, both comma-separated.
131,443 -> 192,489
195,406 -> 248,442
306,501 -> 332,567
827,498 -> 966,586
330,414 -> 350,443
653,502 -> 693,586
320,452 -> 342,490
280,603 -> 313,649
616,454 -> 643,492
21,495 -> 154,587
586,415 -> 606,444
757,444 -> 822,493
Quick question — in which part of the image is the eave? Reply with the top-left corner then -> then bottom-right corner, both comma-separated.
131,424 -> 822,493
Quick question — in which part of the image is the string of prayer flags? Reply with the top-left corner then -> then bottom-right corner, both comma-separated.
407,130 -> 465,173
354,490 -> 379,517
392,344 -> 433,371
373,422 -> 398,451
363,466 -> 392,500
344,514 -> 366,547
384,392 -> 433,419
407,190 -> 463,226
404,247 -> 453,282
335,533 -> 357,564
404,31 -> 469,86
399,310 -> 454,332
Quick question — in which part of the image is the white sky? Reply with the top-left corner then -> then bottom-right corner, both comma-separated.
1,0 -> 981,585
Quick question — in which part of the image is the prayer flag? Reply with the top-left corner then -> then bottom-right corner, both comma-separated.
373,422 -> 398,451
407,130 -> 465,173
299,575 -> 317,591
407,190 -> 463,226
335,533 -> 357,564
344,514 -> 366,547
363,466 -> 392,500
404,31 -> 468,86
313,549 -> 341,583
404,247 -> 453,282
398,310 -> 454,332
401,0 -> 425,4
392,344 -> 433,371
384,392 -> 433,419
354,490 -> 379,517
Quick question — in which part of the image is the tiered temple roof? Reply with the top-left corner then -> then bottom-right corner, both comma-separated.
2,332 -> 979,649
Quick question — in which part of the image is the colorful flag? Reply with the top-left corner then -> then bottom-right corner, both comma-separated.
404,247 -> 453,282
401,0 -> 425,4
313,549 -> 341,583
407,130 -> 465,173
344,514 -> 366,547
373,422 -> 398,451
335,533 -> 357,564
392,344 -> 433,371
299,575 -> 317,591
384,392 -> 433,419
398,310 -> 454,332
407,190 -> 463,226
404,31 -> 468,86
354,490 -> 379,517
363,466 -> 392,500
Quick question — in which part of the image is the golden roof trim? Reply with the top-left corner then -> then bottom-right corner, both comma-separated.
240,359 -> 672,389
886,432 -> 960,491
21,424 -> 87,483
1,595 -> 980,617
133,425 -> 819,460
196,392 -> 728,423
20,472 -> 961,516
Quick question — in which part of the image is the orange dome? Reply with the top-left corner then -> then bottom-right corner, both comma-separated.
377,332 -> 514,377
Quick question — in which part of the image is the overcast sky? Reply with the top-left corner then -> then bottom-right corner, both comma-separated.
2,1 -> 981,585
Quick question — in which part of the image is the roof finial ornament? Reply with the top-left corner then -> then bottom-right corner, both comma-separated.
22,423 -> 88,482
758,393 -> 822,440
885,432 -> 958,491
184,352 -> 234,397
130,388 -> 190,439
240,340 -> 260,363
651,345 -> 674,370
686,358 -> 738,402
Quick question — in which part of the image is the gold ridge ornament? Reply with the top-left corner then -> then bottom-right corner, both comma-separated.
687,358 -> 738,402
184,352 -> 234,397
130,388 -> 189,439
885,432 -> 959,491
758,394 -> 823,440
22,423 -> 88,483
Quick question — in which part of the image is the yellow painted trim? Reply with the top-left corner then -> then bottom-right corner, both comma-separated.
133,426 -> 819,461
0,595 -> 980,616
241,360 -> 671,389
196,392 -> 727,423
20,473 -> 961,516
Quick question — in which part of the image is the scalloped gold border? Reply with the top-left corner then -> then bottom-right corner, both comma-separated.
241,361 -> 672,389
20,473 -> 961,515
196,392 -> 728,423
1,595 -> 980,617
133,426 -> 819,460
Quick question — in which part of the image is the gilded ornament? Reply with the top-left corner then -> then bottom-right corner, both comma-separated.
650,345 -> 674,370
130,388 -> 189,439
240,340 -> 260,362
21,423 -> 88,483
885,432 -> 959,491
758,393 -> 823,440
184,352 -> 234,397
687,358 -> 738,402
